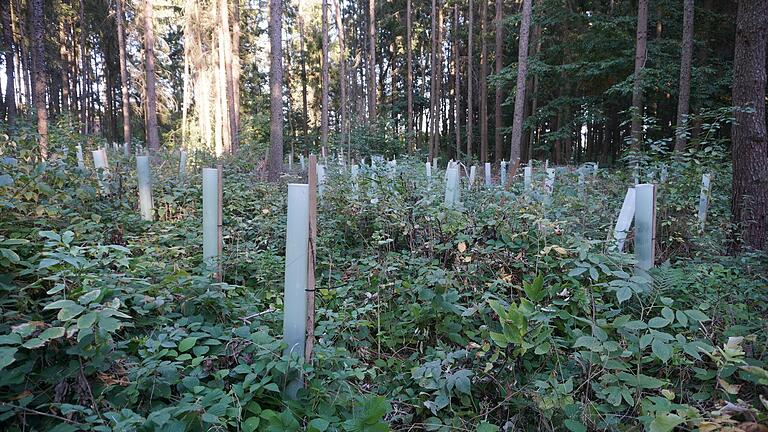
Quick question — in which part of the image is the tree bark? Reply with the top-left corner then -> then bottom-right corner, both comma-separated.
367,0 -> 376,121
31,0 -> 47,159
321,0 -> 329,147
454,4 -> 461,159
731,0 -> 768,251
267,0 -> 284,182
674,0 -> 694,153
429,0 -> 437,161
298,13 -> 309,144
406,0 -> 413,153
1,0 -> 17,123
220,0 -> 238,152
493,0 -> 503,162
466,0 -> 474,159
630,0 -> 648,149
144,0 -> 161,151
479,0 -> 489,163
509,0 -> 532,162
232,0 -> 241,135
334,0 -> 347,153
116,0 -> 131,153
79,0 -> 89,133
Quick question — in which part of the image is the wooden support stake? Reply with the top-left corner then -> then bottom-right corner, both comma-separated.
305,156 -> 318,363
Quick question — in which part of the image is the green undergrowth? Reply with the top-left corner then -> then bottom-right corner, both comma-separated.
0,125 -> 766,431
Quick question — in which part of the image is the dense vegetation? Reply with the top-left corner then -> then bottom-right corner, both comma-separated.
1,122 -> 766,431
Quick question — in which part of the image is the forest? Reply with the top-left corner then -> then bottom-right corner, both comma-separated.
0,0 -> 767,430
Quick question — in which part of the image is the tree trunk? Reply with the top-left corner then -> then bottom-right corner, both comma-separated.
429,0 -> 437,161
674,0 -> 694,153
406,0 -> 413,153
466,0 -> 474,159
321,0 -> 329,147
232,0 -> 241,135
144,0 -> 161,151
31,0 -> 47,159
367,0 -> 376,121
220,0 -> 238,152
731,0 -> 768,251
1,0 -> 17,123
454,4 -> 461,158
116,0 -> 131,152
479,0 -> 488,163
493,0 -> 503,162
267,0 -> 283,182
630,0 -> 648,149
334,0 -> 347,153
79,0 -> 88,133
298,14 -> 309,145
58,16 -> 69,117
509,0 -> 532,162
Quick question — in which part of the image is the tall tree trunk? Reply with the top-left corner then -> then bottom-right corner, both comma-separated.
429,0 -> 437,161
232,0 -> 241,135
220,0 -> 238,152
509,0 -> 532,162
367,0 -> 376,121
1,0 -> 17,123
466,0 -> 474,159
436,5 -> 443,158
454,4 -> 461,158
31,0 -> 47,159
406,0 -> 413,153
116,0 -> 131,152
731,0 -> 768,251
298,13 -> 309,145
267,0 -> 283,182
674,0 -> 694,153
79,0 -> 88,133
630,0 -> 648,149
58,14 -> 69,116
479,0 -> 488,163
334,0 -> 347,152
321,0 -> 329,147
217,18 -> 230,154
144,0 -> 160,151
493,0 -> 503,162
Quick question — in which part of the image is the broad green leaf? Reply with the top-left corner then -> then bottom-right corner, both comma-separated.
38,327 -> 65,341
652,339 -> 672,363
77,312 -> 98,329
616,286 -> 632,303
307,418 -> 330,432
242,417 -> 260,432
178,337 -> 198,352
648,317 -> 670,328
649,413 -> 684,432
0,347 -> 18,370
477,422 -> 500,432
563,419 -> 587,432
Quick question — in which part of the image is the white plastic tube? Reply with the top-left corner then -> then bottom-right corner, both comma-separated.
524,166 -> 532,191
634,184 -> 656,270
283,183 -> 309,399
444,167 -> 459,208
613,187 -> 636,252
697,173 -> 711,232
92,149 -> 110,193
484,163 -> 492,187
500,161 -> 508,186
316,164 -> 326,197
202,168 -> 220,272
179,150 -> 188,179
468,165 -> 477,189
136,156 -> 153,221
76,144 -> 85,169
545,168 -> 556,195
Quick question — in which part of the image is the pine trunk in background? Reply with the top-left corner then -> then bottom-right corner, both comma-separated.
367,0 -> 376,121
299,14 -> 309,144
1,0 -> 17,123
674,0 -> 694,153
321,0 -> 329,147
406,0 -> 413,153
479,0 -> 488,163
116,0 -> 131,152
144,0 -> 161,151
220,0 -> 238,152
436,6 -> 443,158
630,0 -> 648,149
466,0 -> 474,159
731,0 -> 768,251
268,0 -> 283,182
454,4 -> 461,158
334,0 -> 347,152
79,0 -> 89,133
493,0 -> 503,162
232,0 -> 241,134
509,0 -> 532,162
31,0 -> 47,159
58,19 -> 70,116
429,0 -> 437,161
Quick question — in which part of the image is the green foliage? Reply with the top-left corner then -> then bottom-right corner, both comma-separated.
1,122 -> 766,430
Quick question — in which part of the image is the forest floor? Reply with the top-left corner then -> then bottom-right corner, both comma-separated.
1,130 -> 767,431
